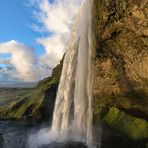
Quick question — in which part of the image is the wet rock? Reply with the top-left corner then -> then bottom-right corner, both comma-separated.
38,142 -> 87,148
0,134 -> 3,147
93,0 -> 148,118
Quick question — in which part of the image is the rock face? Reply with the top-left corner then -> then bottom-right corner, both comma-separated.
92,0 -> 148,144
92,0 -> 148,118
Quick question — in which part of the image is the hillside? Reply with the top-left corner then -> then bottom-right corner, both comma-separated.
0,59 -> 62,121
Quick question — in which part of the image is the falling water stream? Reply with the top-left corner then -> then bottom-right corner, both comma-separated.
51,0 -> 94,145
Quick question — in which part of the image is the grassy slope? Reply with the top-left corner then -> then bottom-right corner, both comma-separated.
0,60 -> 62,120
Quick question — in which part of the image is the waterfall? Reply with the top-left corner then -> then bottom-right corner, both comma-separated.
51,0 -> 94,145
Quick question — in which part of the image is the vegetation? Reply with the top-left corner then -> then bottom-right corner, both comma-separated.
101,107 -> 148,141
0,59 -> 62,120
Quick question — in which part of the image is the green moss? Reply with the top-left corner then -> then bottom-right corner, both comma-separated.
103,107 -> 119,123
8,95 -> 43,119
101,107 -> 148,141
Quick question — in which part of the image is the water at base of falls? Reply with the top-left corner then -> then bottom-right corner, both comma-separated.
0,121 -> 141,148
51,0 -> 94,146
0,121 -> 88,148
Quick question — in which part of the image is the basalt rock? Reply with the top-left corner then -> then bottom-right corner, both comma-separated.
93,0 -> 148,119
92,0 -> 148,144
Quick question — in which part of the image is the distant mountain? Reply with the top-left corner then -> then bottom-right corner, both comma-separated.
0,82 -> 36,88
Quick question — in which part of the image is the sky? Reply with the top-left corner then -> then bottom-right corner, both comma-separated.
0,0 -> 81,86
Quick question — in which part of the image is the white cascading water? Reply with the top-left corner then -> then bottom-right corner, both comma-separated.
51,0 -> 94,145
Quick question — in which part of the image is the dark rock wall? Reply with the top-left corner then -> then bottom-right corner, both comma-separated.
92,0 -> 148,118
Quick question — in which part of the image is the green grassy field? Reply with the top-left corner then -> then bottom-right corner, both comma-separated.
0,88 -> 32,103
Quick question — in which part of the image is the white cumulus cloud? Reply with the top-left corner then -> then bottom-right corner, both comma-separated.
30,0 -> 82,67
0,40 -> 49,82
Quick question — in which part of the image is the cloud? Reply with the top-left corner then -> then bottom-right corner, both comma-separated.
0,58 -> 11,65
30,0 -> 82,67
0,66 -> 17,84
0,40 -> 49,82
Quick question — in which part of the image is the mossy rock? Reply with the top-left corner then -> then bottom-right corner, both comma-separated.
101,107 -> 148,141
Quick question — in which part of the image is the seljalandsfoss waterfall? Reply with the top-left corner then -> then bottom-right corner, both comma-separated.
51,0 -> 94,146
0,0 -> 148,147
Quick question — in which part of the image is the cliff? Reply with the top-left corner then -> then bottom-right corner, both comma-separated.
92,0 -> 148,145
0,59 -> 62,121
93,0 -> 148,118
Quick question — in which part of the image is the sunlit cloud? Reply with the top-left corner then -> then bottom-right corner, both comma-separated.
0,40 -> 49,82
30,0 -> 82,67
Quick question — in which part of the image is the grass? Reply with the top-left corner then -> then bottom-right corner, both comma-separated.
0,60 -> 62,120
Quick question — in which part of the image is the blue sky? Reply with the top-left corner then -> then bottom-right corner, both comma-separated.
0,0 -> 45,57
0,0 -> 81,86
